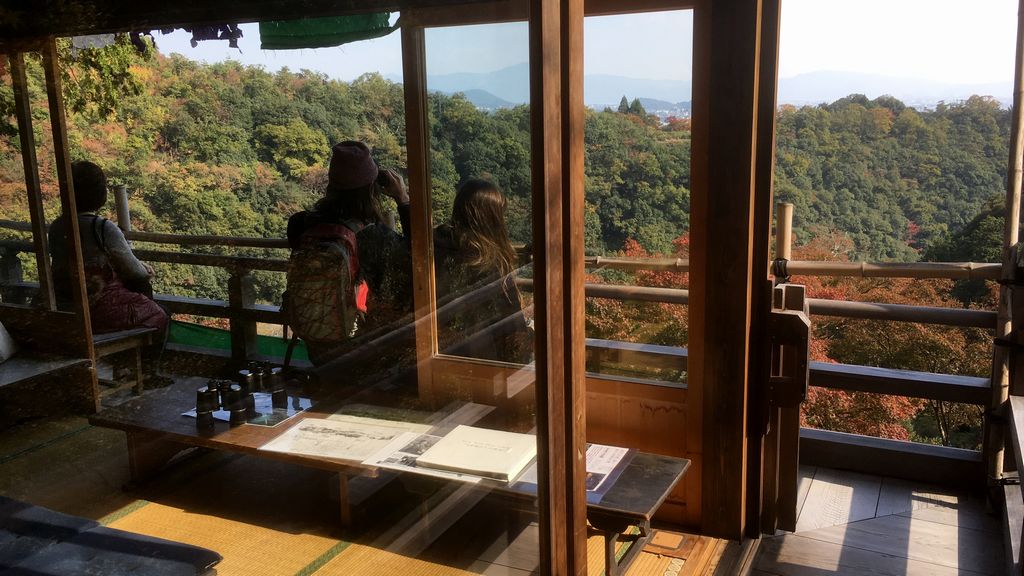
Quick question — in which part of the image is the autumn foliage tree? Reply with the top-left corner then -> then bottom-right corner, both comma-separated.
788,231 -> 991,447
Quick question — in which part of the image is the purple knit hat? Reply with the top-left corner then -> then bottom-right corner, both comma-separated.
328,141 -> 378,190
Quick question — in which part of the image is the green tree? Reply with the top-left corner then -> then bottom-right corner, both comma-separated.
629,98 -> 646,116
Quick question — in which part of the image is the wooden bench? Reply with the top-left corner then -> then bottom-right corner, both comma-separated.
0,305 -> 95,417
93,327 -> 158,394
0,354 -> 89,389
0,305 -> 158,418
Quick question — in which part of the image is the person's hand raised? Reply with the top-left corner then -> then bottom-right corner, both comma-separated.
378,168 -> 409,205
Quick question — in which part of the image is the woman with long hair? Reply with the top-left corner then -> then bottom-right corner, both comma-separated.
433,179 -> 532,363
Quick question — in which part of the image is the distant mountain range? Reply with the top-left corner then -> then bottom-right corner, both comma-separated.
778,71 -> 1012,108
398,64 -> 1013,113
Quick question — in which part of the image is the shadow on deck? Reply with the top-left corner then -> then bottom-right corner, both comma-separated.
754,466 -> 1002,575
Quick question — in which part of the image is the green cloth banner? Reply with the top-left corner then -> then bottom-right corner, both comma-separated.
259,14 -> 396,50
168,320 -> 308,361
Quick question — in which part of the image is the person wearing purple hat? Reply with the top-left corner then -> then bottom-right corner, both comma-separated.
286,141 -> 413,364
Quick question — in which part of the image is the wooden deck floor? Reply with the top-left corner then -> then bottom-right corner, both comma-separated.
753,465 -> 1003,576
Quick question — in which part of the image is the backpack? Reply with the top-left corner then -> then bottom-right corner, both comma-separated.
283,221 -> 361,354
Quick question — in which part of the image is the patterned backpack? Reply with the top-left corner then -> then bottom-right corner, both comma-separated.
284,222 -> 361,351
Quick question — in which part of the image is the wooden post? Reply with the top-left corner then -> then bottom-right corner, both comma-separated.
749,0 -> 783,539
988,0 -> 1024,486
113,184 -> 132,232
401,18 -> 438,405
10,53 -> 56,311
776,202 -> 793,261
691,0 -> 767,540
531,0 -> 587,572
228,268 -> 257,364
42,38 -> 98,411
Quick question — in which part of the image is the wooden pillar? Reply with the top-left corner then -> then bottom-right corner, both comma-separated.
747,0 -> 783,538
775,203 -> 793,261
10,52 -> 56,311
690,0 -> 767,540
401,17 -> 439,405
42,38 -> 98,410
113,184 -> 132,232
530,0 -> 587,572
228,268 -> 257,364
989,0 -> 1024,485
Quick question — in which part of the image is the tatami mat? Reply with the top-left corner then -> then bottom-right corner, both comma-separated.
312,542 -> 481,576
109,501 -> 342,576
0,414 -> 712,576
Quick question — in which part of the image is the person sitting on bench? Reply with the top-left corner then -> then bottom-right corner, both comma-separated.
48,160 -> 170,385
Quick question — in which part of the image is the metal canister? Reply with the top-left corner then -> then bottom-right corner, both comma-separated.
244,392 -> 257,418
271,388 -> 288,409
247,361 -> 267,391
227,384 -> 247,425
267,367 -> 283,392
237,369 -> 255,394
195,386 -> 216,430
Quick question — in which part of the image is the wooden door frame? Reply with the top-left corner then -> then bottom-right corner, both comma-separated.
400,2 -> 588,572
690,0 -> 779,540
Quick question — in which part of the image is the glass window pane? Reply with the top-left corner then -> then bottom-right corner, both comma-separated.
0,16 -> 541,575
583,10 -> 693,386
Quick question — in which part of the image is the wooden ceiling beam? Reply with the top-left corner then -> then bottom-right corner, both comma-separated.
0,0 -> 502,44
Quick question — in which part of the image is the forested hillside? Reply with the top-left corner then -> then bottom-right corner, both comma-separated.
0,39 -> 1009,447
0,41 -> 1010,291
776,94 -> 1010,260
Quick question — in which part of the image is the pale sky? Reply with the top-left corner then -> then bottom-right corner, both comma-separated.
779,0 -> 1018,83
152,1 -> 1017,84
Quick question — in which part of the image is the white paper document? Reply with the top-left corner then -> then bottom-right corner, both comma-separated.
414,425 -> 537,482
362,432 -> 482,483
327,413 -> 432,435
583,444 -> 633,493
512,443 -> 634,503
260,418 -> 412,461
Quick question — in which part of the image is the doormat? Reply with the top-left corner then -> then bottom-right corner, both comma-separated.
642,529 -> 700,559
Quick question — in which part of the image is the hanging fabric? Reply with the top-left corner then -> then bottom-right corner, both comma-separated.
70,34 -> 116,57
259,14 -> 396,50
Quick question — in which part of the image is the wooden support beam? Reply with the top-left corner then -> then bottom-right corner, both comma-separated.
227,269 -> 257,364
810,362 -> 991,405
9,53 -> 56,311
41,40 -> 96,388
691,0 -> 764,540
583,0 -> 694,16
747,0 -> 782,539
530,0 -> 587,572
400,18 -> 438,405
990,0 -> 1024,491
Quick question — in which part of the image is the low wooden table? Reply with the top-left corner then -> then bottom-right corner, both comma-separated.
88,376 -> 384,525
583,453 -> 688,576
90,378 -> 688,575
